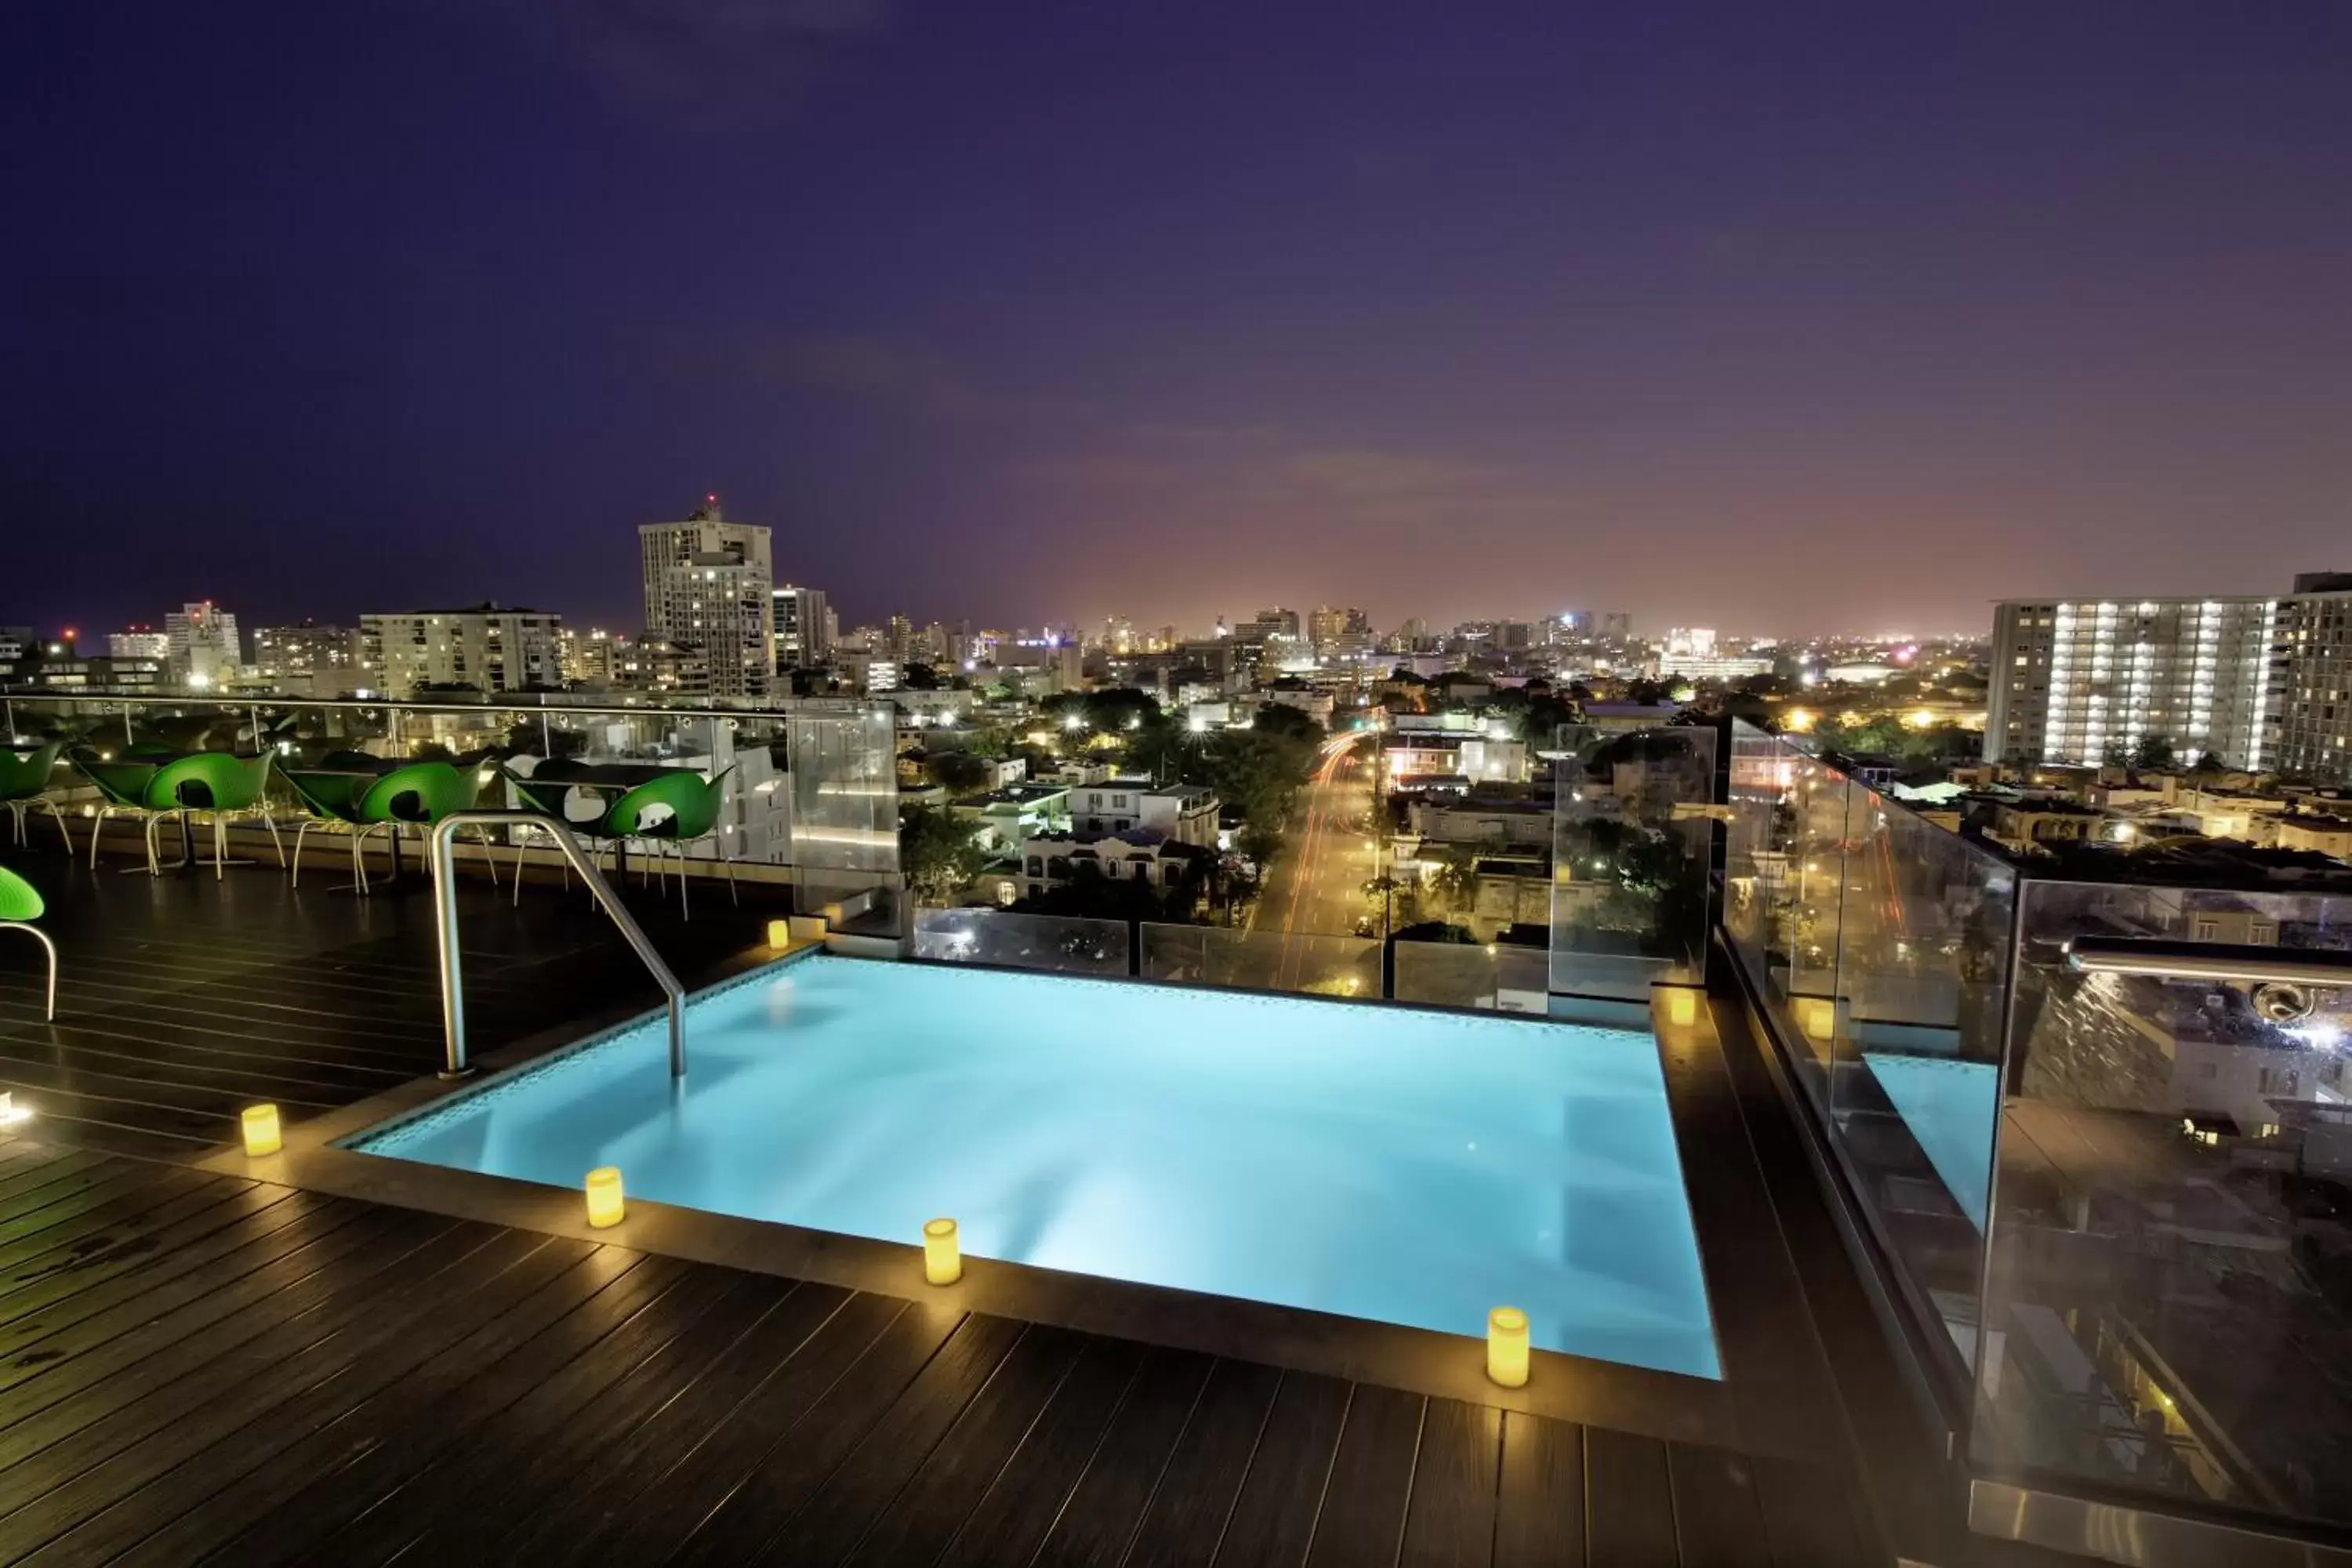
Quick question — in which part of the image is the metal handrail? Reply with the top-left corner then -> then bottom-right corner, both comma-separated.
2064,936 -> 2352,988
426,808 -> 684,1080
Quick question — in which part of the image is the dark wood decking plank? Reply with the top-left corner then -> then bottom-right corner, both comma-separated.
1581,1427 -> 1677,1568
0,1110 -> 212,1163
0,1076 -> 227,1154
0,1184 -> 314,1326
105,1243 -> 637,1568
0,1163 -> 221,1264
1494,1411 -> 1584,1568
0,1175 -> 253,1303
529,1279 -> 869,1566
0,1030 -> 376,1106
0,1044 -> 327,1120
0,1224 -> 542,1563
1664,1443 -> 1769,1568
1397,1399 -> 1502,1568
321,1258 -> 752,1566
934,1335 -> 1149,1568
1028,1346 -> 1215,1568
0,1192 -> 367,1384
0,1207 -> 464,1463
1203,1370 -> 1352,1568
1305,1383 -> 1428,1568
832,1323 -> 1091,1567
0,1012 -> 419,1088
664,1310 -> 1015,1567
738,1312 -> 1042,1566
625,1296 -> 954,1568
233,1251 -> 699,1565
485,1274 -> 832,1562
1122,1359 -> 1284,1568
1749,1454 -> 1878,1568
0,1151 -> 122,1210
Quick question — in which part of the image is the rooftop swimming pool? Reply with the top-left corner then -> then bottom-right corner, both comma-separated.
355,955 -> 1720,1379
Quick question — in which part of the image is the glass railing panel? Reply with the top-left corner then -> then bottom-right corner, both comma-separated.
1831,779 -> 2016,1377
1392,938 -> 1550,1012
1549,724 -> 1715,1001
913,908 -> 1129,976
1976,879 -> 2352,1534
1725,722 -> 1841,1100
1138,924 -> 1381,998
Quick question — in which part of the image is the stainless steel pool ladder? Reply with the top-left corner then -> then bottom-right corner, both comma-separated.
427,809 -> 685,1080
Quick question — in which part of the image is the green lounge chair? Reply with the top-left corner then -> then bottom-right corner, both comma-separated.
73,756 -> 165,871
141,753 -> 285,879
281,768 -> 372,890
350,760 -> 501,895
500,763 -> 612,904
604,766 -> 737,919
0,743 -> 73,855
0,866 -> 56,1021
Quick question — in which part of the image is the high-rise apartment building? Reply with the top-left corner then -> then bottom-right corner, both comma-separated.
1306,606 -> 1367,654
771,584 -> 830,671
108,627 -> 171,661
1987,579 -> 2352,778
2269,572 -> 2352,781
360,604 -> 561,695
638,498 -> 774,699
251,622 -> 364,697
164,601 -> 240,688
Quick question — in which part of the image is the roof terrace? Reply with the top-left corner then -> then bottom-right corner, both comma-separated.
0,693 -> 2341,1564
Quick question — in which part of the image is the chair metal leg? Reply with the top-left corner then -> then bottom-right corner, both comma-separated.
2,924 -> 56,1021
31,799 -> 73,856
472,825 -> 501,889
257,811 -> 287,870
292,818 -> 314,887
2,800 -> 20,848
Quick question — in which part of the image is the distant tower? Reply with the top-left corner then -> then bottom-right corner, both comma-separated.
638,495 -> 774,699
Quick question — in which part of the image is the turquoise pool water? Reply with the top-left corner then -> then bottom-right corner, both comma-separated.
1860,1053 -> 1999,1232
357,956 -> 1719,1379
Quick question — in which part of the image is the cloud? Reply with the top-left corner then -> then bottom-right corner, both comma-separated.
514,0 -> 891,122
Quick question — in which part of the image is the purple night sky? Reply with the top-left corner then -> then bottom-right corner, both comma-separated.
4,2 -> 2348,640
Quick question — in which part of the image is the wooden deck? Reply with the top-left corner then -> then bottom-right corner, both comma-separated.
0,847 -> 2033,1566
0,851 -> 779,1161
0,1140 -> 1877,1566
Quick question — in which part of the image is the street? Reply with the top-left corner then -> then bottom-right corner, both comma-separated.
1250,731 -> 1385,985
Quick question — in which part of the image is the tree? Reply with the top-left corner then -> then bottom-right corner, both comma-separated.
1043,688 -> 1161,734
898,805 -> 989,902
1236,823 -> 1285,873
2131,734 -> 2176,771
901,662 -> 941,690
923,750 -> 993,794
1250,703 -> 1323,745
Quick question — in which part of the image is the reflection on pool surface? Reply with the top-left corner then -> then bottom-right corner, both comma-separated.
356,955 -> 1720,1379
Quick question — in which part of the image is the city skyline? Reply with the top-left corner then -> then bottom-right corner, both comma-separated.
7,5 -> 2350,639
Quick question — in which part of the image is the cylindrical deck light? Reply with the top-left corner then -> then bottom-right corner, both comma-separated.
241,1103 -> 282,1157
766,917 -> 790,950
1666,987 -> 1698,1027
1487,1305 -> 1530,1388
924,1217 -> 961,1285
585,1166 -> 626,1228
